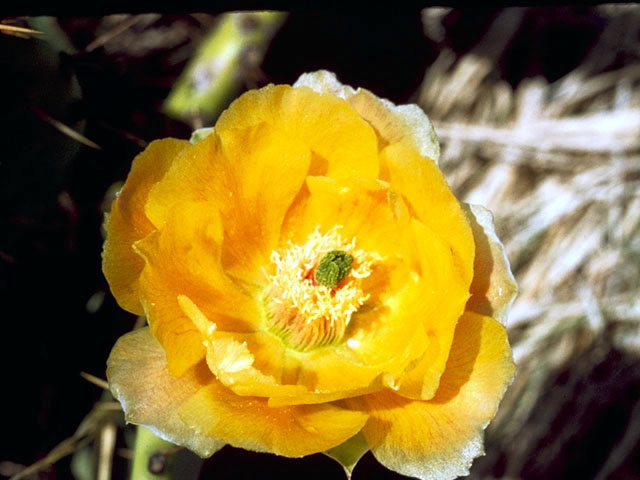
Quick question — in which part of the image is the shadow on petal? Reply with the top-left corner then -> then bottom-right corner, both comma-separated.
463,203 -> 518,325
347,312 -> 514,480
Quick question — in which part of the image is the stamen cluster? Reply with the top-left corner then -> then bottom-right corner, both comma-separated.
266,226 -> 380,350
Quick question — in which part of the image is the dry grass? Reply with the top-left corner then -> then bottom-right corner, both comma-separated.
420,6 -> 640,478
4,398 -> 120,480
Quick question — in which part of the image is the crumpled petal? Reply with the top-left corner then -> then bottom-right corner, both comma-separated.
392,219 -> 470,400
346,312 -> 514,480
463,204 -> 518,325
381,141 -> 475,289
294,70 -> 440,164
178,381 -> 369,458
214,83 -> 380,181
177,293 -> 308,399
133,201 -> 260,377
107,326 -> 370,459
102,138 -> 190,314
106,327 -> 224,457
144,125 -> 311,287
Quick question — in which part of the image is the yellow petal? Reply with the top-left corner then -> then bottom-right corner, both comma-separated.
142,133 -> 220,229
102,138 -> 190,314
381,141 -> 475,289
286,175 -> 410,259
294,70 -> 440,166
179,291 -> 388,407
347,312 -> 515,480
134,202 -> 260,377
215,84 -> 380,181
179,293 -> 386,406
463,204 -> 518,325
106,327 -> 224,457
294,346 -> 383,396
145,123 -> 311,286
178,293 -> 309,398
209,334 -> 386,406
215,122 -> 311,283
348,89 -> 440,167
178,381 -> 369,457
393,218 -> 470,400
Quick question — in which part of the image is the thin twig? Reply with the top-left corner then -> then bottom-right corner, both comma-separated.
32,106 -> 102,150
80,371 -> 110,390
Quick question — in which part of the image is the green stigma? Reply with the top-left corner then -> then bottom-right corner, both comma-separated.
314,250 -> 353,287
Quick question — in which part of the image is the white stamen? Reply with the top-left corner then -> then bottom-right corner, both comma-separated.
266,226 -> 381,349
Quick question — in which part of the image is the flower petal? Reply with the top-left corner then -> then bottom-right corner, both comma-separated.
215,84 -> 380,181
179,293 -> 385,406
285,175 -> 411,259
463,204 -> 518,325
346,312 -> 515,480
178,382 -> 369,458
106,327 -> 224,457
215,122 -> 311,283
294,70 -> 440,165
392,218 -> 470,400
349,88 -> 441,165
381,141 -> 475,289
134,202 -> 260,377
102,138 -> 190,314
178,293 -> 310,398
144,125 -> 311,286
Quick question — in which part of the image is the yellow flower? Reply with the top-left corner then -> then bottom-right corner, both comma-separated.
104,71 -> 517,479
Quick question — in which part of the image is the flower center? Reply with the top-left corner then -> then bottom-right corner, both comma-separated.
265,227 -> 379,351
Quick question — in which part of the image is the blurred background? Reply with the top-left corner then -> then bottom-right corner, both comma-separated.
1,6 -> 639,480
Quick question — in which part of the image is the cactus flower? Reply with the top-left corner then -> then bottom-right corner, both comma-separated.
104,71 -> 517,480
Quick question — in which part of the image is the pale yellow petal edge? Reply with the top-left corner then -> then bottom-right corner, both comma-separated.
294,70 -> 440,164
106,327 -> 225,457
349,312 -> 515,480
464,203 -> 518,325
